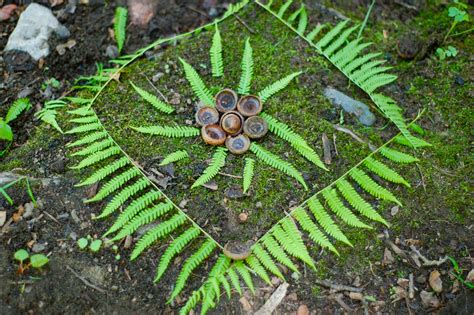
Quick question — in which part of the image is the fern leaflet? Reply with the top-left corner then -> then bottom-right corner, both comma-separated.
277,0 -> 293,18
242,158 -> 255,193
179,58 -> 214,106
276,220 -> 315,269
70,146 -> 120,169
322,188 -> 372,229
5,98 -> 31,123
210,24 -> 223,77
65,122 -> 102,134
364,157 -> 410,187
71,138 -> 114,157
349,168 -> 401,205
251,243 -> 285,280
191,147 -> 227,188
159,150 -> 189,166
67,131 -> 108,148
262,234 -> 299,272
258,72 -> 302,103
86,167 -> 141,202
233,261 -> 255,294
131,125 -> 200,138
226,266 -> 242,295
379,147 -> 419,163
130,81 -> 174,114
75,156 -> 129,187
245,255 -> 271,285
238,38 -> 254,95
114,7 -> 127,54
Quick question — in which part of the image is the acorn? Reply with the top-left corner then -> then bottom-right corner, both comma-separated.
243,116 -> 268,139
225,134 -> 250,154
220,110 -> 244,136
201,124 -> 226,146
215,89 -> 238,113
223,241 -> 252,261
195,106 -> 219,126
237,95 -> 262,117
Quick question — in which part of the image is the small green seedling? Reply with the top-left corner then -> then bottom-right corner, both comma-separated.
448,256 -> 474,289
444,1 -> 471,42
0,176 -> 36,206
89,239 -> 102,253
0,98 -> 31,143
41,78 -> 61,90
436,46 -> 458,60
13,249 -> 49,274
77,238 -> 89,250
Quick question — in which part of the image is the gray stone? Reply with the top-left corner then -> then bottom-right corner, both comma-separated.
105,45 -> 119,59
324,87 -> 376,126
4,3 -> 70,60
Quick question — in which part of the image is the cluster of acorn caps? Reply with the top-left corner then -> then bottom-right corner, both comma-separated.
196,89 -> 268,154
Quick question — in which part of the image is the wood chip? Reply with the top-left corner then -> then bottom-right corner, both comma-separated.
322,133 -> 332,165
349,292 -> 364,300
256,282 -> 289,315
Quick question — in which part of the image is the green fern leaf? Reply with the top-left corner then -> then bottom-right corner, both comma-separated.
192,147 -> 227,189
70,146 -> 120,169
201,256 -> 231,314
322,188 -> 372,229
233,262 -> 255,294
364,157 -> 410,187
258,72 -> 302,103
306,23 -> 327,42
323,25 -> 359,57
112,201 -> 174,241
220,276 -> 231,299
226,266 -> 242,295
169,238 -> 217,301
238,38 -> 254,95
275,220 -> 315,269
261,234 -> 299,272
65,122 -> 102,134
361,73 -> 397,93
250,143 -> 307,190
67,131 -> 108,148
349,168 -> 401,205
114,7 -> 127,54
75,156 -> 130,187
69,116 -> 99,124
342,52 -> 382,75
71,138 -> 114,157
379,147 -> 419,163
242,158 -> 255,193
307,197 -> 352,246
86,167 -> 141,202
104,190 -> 162,237
315,19 -> 350,51
131,125 -> 200,138
261,113 -> 327,170
36,109 -> 63,133
131,213 -> 187,261
5,98 -> 31,123
210,24 -> 223,77
297,6 -> 308,34
331,40 -> 371,68
67,106 -> 94,116
336,179 -> 388,225
95,178 -> 149,219
292,207 -> 338,254
65,97 -> 92,105
245,255 -> 271,285
277,0 -> 293,18
179,58 -> 214,106
154,226 -> 201,283
179,289 -> 202,315
160,150 -> 189,166
251,243 -> 285,280
130,81 -> 174,114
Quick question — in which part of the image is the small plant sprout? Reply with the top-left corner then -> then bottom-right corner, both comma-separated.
30,254 -> 49,268
444,1 -> 471,42
0,176 -> 36,206
77,238 -> 89,250
13,249 -> 49,274
89,239 -> 102,253
436,46 -> 458,60
0,98 -> 31,143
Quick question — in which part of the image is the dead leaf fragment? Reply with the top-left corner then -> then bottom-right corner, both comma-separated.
297,304 -> 309,315
239,296 -> 252,312
0,211 -> 6,227
420,290 -> 440,308
382,247 -> 395,266
428,270 -> 443,293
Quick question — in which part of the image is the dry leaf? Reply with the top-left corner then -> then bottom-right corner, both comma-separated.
428,270 -> 443,293
420,290 -> 440,308
0,211 -> 6,227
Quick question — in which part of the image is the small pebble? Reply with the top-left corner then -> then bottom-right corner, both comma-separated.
297,304 -> 309,315
238,212 -> 248,223
105,45 -> 119,59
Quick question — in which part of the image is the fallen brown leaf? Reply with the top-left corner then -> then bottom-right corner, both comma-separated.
428,270 -> 443,293
420,290 -> 440,308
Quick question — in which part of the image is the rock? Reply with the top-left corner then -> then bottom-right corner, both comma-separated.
32,243 -> 47,253
105,45 -> 119,59
23,202 -> 35,219
429,270 -> 443,293
3,50 -> 35,72
324,87 -> 376,126
297,304 -> 309,315
416,274 -> 427,284
454,76 -> 465,86
224,185 -> 244,199
391,205 -> 400,216
420,290 -> 440,308
4,3 -> 70,61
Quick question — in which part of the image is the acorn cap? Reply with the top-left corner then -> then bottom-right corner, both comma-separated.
201,124 -> 226,146
237,95 -> 262,117
225,134 -> 250,154
223,241 -> 252,260
215,89 -> 238,113
195,106 -> 219,126
243,116 -> 268,139
220,110 -> 244,136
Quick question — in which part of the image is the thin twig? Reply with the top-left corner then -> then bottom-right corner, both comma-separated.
66,265 -> 106,294
143,75 -> 168,102
218,172 -> 242,179
233,14 -> 256,34
43,211 -> 60,225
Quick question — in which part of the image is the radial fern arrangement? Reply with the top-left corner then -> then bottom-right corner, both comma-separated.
131,24 -> 327,192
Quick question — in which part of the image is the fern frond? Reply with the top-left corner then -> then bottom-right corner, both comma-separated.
322,188 -> 372,229
349,168 -> 401,205
159,150 -> 189,166
331,40 -> 371,68
210,24 -> 223,77
179,289 -> 202,315
307,197 -> 351,246
226,266 -> 242,295
364,157 -> 410,187
114,7 -> 127,54
36,109 -> 63,133
112,201 -> 174,241
315,19 -> 350,51
292,207 -> 338,254
69,116 -> 99,124
85,167 -> 141,202
323,25 -> 359,57
179,58 -> 214,106
233,262 -> 255,294
71,138 -> 114,157
154,226 -> 201,283
277,0 -> 293,18
65,122 -> 102,134
251,243 -> 285,280
65,97 -> 92,105
275,220 -> 315,269
75,156 -> 129,187
131,213 -> 187,260
104,190 -> 162,237
191,147 -> 227,189
237,38 -> 254,95
131,125 -> 200,138
70,146 -> 120,169
169,238 -> 217,301
379,147 -> 419,163
220,276 -> 231,299
342,52 -> 382,75
360,74 -> 397,93
261,113 -> 327,170
95,178 -> 150,219
297,6 -> 308,34
6,98 -> 31,123
336,179 -> 388,225
258,72 -> 302,103
130,81 -> 174,114
201,255 -> 231,314
250,143 -> 307,190
67,106 -> 94,116
307,23 -> 326,42
242,158 -> 255,193
261,234 -> 299,272
245,255 -> 271,285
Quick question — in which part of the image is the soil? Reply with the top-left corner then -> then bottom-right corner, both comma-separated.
1,1 -> 473,315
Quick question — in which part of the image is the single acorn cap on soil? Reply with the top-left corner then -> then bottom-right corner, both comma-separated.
220,110 -> 243,136
243,116 -> 268,139
195,106 -> 219,126
201,124 -> 226,146
225,134 -> 250,154
215,88 -> 238,113
237,95 -> 262,117
223,241 -> 252,260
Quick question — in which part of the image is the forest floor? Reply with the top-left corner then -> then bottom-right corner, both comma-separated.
1,1 -> 473,314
